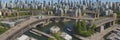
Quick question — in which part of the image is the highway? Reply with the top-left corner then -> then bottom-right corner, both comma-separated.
87,25 -> 119,40
94,17 -> 115,27
0,16 -> 116,40
30,29 -> 56,40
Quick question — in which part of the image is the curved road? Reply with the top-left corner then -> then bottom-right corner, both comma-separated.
0,16 -> 115,40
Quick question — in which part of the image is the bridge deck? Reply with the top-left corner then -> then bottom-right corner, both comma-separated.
0,18 -> 38,40
0,16 -> 58,40
0,16 -> 116,40
30,29 -> 55,39
94,17 -> 115,27
87,25 -> 119,40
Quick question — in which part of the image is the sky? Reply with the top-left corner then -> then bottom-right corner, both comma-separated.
1,0 -> 120,3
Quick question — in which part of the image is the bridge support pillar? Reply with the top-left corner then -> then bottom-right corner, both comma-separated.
113,21 -> 115,25
60,8 -> 64,16
45,19 -> 50,26
95,14 -> 97,18
83,13 -> 86,16
75,19 -> 78,23
78,9 -> 82,18
51,11 -> 53,16
42,23 -> 45,27
97,13 -> 100,19
64,9 -> 67,16
110,22 -> 112,27
61,12 -> 64,16
100,25 -> 104,32
62,18 -> 69,22
48,11 -> 50,15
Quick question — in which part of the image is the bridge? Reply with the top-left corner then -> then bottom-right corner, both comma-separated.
0,16 -> 116,40
94,17 -> 116,27
30,29 -> 55,39
0,16 -> 30,21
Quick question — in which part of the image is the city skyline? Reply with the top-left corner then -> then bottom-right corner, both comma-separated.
1,0 -> 120,3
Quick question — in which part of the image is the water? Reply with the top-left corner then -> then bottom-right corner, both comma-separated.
24,21 -> 79,40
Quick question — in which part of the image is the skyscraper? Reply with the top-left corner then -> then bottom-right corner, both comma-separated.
25,0 -> 28,4
68,0 -> 70,4
58,0 -> 60,4
51,0 -> 53,8
0,0 -> 1,8
10,0 -> 14,8
83,0 -> 86,5
2,1 -> 7,9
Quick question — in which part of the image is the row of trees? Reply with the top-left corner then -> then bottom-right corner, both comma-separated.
75,20 -> 96,37
13,8 -> 53,11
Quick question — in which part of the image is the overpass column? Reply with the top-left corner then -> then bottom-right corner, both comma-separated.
64,9 -> 68,16
97,13 -> 100,19
78,8 -> 82,18
113,21 -> 115,25
95,14 -> 97,19
48,11 -> 50,15
113,13 -> 117,25
51,11 -> 53,16
47,19 -> 50,23
60,8 -> 64,16
100,25 -> 104,32
75,9 -> 78,17
110,22 -> 112,27
97,9 -> 100,19
83,5 -> 86,16
75,19 -> 78,23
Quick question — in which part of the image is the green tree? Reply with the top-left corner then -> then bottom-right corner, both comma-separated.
81,20 -> 87,31
115,11 -> 120,17
75,20 -> 96,37
48,38 -> 54,40
52,33 -> 63,40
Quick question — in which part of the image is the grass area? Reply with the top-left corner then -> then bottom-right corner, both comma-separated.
48,38 -> 54,40
52,33 -> 63,40
75,20 -> 96,37
1,12 -> 31,18
0,26 -> 8,34
13,8 -> 33,11
19,12 -> 31,16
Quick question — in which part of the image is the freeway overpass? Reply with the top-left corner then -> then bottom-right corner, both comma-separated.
0,16 -> 116,40
94,17 -> 116,27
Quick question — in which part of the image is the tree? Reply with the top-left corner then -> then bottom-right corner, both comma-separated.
81,20 -> 87,31
91,24 -> 96,30
52,33 -> 63,40
48,38 -> 54,40
75,20 -> 96,37
115,11 -> 120,17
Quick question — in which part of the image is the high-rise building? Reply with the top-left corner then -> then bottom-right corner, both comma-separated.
0,0 -> 1,9
51,0 -> 53,8
68,0 -> 70,4
83,0 -> 86,5
113,2 -> 117,11
58,0 -> 60,4
2,1 -> 7,9
43,1 -> 46,7
25,0 -> 28,4
10,0 -> 14,8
